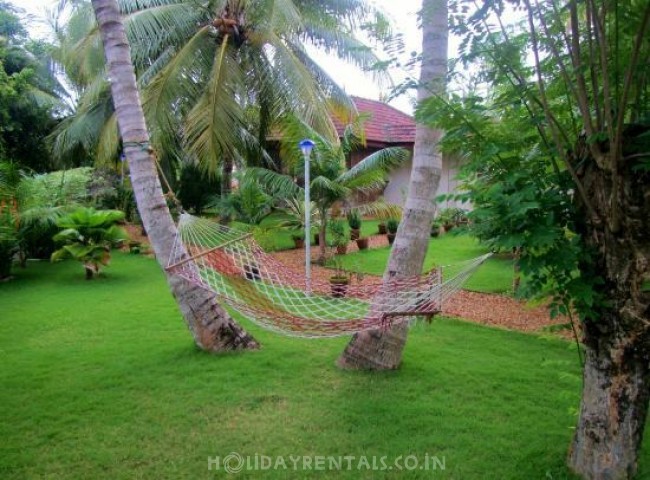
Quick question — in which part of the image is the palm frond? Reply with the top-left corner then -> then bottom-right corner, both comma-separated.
95,114 -> 120,166
184,35 -> 247,175
143,26 -> 212,141
337,147 -> 409,186
245,167 -> 303,199
348,199 -> 402,220
310,175 -> 349,202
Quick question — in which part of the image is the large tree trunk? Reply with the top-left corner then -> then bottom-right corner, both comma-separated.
568,127 -> 650,479
91,0 -> 258,352
337,0 -> 447,370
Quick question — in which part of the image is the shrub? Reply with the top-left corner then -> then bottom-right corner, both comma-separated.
328,219 -> 348,247
0,207 -> 18,279
51,208 -> 127,279
346,210 -> 362,230
438,207 -> 469,228
386,218 -> 399,234
177,164 -> 220,215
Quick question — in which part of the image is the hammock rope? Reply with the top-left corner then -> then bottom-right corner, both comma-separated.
166,213 -> 492,338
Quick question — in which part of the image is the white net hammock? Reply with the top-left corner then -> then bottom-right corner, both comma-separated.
166,214 -> 492,338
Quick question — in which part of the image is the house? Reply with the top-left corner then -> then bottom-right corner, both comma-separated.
333,97 -> 466,210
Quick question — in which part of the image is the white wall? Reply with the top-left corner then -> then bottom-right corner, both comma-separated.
383,155 -> 471,212
383,159 -> 412,206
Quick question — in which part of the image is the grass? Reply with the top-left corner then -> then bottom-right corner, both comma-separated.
233,214 -> 383,252
335,233 -> 515,294
2,253 -> 648,479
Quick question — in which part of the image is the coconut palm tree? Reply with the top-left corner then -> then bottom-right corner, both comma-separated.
91,0 -> 258,352
337,0 -> 448,370
54,0 -> 391,190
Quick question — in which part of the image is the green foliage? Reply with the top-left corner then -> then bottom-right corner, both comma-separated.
51,207 -> 127,279
346,209 -> 362,229
215,175 -> 274,225
438,0 -> 650,328
437,207 -> 468,227
0,3 -> 64,172
88,167 -> 137,221
276,197 -> 320,234
328,219 -> 348,247
386,218 -> 399,234
53,0 -> 392,176
177,163 -> 220,215
17,167 -> 93,260
0,202 -> 17,278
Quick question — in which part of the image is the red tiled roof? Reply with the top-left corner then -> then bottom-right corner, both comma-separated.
332,96 -> 415,144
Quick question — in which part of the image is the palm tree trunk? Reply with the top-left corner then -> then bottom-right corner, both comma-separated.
318,207 -> 328,265
220,153 -> 234,224
91,0 -> 258,352
338,0 -> 447,370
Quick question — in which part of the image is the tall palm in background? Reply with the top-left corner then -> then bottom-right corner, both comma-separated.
249,121 -> 407,263
53,0 -> 392,191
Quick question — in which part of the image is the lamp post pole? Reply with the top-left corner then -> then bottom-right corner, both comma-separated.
298,139 -> 315,295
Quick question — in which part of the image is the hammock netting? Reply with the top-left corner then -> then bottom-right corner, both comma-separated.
166,214 -> 492,338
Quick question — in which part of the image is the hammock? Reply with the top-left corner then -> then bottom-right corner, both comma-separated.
166,214 -> 492,338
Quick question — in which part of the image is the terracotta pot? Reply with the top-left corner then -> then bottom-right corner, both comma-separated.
350,228 -> 361,241
293,237 -> 305,249
356,237 -> 369,250
378,223 -> 387,234
387,233 -> 396,245
336,244 -> 348,255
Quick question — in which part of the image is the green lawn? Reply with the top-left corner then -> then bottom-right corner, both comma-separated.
1,254 -> 648,479
335,233 -> 514,294
234,215 -> 383,252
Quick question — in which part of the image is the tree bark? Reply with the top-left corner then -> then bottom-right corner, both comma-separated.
318,207 -> 327,265
568,127 -> 650,479
220,153 -> 233,224
91,0 -> 258,352
569,327 -> 649,480
337,0 -> 447,370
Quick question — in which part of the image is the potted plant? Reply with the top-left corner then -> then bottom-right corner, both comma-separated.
430,221 -> 442,238
329,220 -> 348,255
437,207 -> 468,232
329,257 -> 350,298
277,198 -> 320,248
386,218 -> 399,245
356,237 -> 369,250
377,221 -> 387,234
347,210 -> 362,240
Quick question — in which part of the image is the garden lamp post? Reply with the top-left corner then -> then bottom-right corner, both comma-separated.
299,139 -> 315,295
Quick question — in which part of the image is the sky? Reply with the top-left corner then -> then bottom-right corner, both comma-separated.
10,0 -> 424,114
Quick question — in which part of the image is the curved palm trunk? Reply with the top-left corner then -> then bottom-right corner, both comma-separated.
220,153 -> 234,224
338,0 -> 447,370
91,0 -> 258,352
